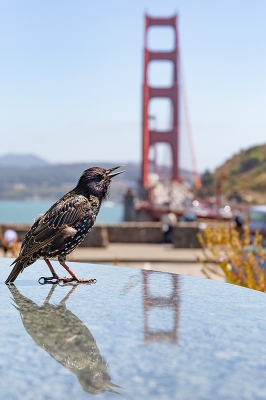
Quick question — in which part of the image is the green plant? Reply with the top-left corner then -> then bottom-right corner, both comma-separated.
198,224 -> 266,292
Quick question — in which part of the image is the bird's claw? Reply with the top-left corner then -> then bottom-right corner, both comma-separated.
78,278 -> 97,284
58,278 -> 97,286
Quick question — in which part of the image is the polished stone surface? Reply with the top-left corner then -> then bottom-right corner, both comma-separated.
1,258 -> 266,399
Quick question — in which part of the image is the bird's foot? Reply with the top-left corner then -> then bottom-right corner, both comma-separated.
58,277 -> 97,286
38,275 -> 97,285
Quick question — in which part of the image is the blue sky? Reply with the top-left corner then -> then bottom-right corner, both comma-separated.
0,0 -> 265,173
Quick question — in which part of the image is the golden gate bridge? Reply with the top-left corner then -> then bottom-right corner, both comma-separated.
141,14 -> 200,191
136,14 -> 232,222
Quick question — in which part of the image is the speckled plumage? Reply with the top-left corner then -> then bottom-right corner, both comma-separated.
5,165 -> 125,284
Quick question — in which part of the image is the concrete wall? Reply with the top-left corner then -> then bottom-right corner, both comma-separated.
172,221 -> 233,248
0,221 -> 233,248
172,223 -> 201,248
107,222 -> 163,243
79,225 -> 109,247
0,223 -> 109,248
1,222 -> 164,246
0,224 -> 31,242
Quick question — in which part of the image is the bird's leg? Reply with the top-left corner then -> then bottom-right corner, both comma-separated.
58,261 -> 80,282
45,259 -> 59,278
59,260 -> 97,284
59,285 -> 79,306
43,284 -> 57,305
38,259 -> 59,284
38,258 -> 96,285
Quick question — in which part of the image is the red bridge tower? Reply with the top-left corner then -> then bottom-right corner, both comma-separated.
142,14 -> 179,189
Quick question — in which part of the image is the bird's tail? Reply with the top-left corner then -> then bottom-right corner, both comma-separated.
5,258 -> 29,284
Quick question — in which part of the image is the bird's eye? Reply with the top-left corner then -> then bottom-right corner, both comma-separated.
95,175 -> 102,182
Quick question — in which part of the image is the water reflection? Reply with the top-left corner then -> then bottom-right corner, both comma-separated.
8,285 -> 122,395
142,271 -> 180,344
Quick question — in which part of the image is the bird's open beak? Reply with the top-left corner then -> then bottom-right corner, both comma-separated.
106,165 -> 126,178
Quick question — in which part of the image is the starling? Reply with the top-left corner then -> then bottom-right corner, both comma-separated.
5,165 -> 125,284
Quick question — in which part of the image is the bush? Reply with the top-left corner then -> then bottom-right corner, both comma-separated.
197,224 -> 266,292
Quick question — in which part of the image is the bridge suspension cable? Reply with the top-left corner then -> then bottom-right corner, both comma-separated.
179,50 -> 201,189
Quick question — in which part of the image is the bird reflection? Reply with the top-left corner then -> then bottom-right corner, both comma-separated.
8,284 -> 122,395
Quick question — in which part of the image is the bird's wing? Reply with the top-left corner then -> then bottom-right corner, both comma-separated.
15,194 -> 91,262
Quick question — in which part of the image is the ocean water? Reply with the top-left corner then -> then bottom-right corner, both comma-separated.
0,200 -> 124,224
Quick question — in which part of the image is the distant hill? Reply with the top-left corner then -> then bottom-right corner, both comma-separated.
0,161 -> 141,201
0,153 -> 50,168
200,143 -> 266,204
0,158 -> 194,201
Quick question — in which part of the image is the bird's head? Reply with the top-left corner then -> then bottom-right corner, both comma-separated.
76,355 -> 123,395
76,165 -> 125,200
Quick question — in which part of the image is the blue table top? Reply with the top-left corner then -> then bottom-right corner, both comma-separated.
1,258 -> 266,399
